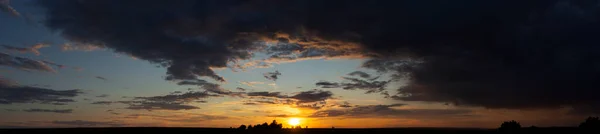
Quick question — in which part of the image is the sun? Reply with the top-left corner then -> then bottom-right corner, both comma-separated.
288,118 -> 300,126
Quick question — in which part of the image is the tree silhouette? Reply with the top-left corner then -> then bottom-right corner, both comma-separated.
498,120 -> 521,133
579,116 -> 600,130
237,125 -> 246,130
241,120 -> 283,131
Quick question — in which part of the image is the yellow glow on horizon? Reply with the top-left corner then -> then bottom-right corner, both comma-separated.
288,118 -> 300,126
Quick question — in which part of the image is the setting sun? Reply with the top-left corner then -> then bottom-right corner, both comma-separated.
288,118 -> 300,126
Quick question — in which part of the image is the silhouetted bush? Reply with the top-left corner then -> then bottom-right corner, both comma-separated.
499,120 -> 521,133
579,116 -> 599,130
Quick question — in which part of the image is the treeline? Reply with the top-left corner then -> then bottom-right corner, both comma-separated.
237,120 -> 283,130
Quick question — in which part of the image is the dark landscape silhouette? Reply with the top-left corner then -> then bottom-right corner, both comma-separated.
1,117 -> 598,134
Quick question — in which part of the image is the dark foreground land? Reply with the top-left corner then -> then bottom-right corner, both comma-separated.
0,127 -> 594,134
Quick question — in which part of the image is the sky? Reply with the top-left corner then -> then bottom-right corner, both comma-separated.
1,0 -> 599,128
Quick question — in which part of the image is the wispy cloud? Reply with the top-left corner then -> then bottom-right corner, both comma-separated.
1,43 -> 50,55
23,109 -> 73,114
0,52 -> 59,72
0,77 -> 83,105
90,101 -> 113,105
245,89 -> 334,104
0,0 -> 20,17
116,90 -> 223,110
96,94 -> 109,98
95,76 -> 107,81
311,104 -> 471,118
316,71 -> 389,94
238,81 -> 264,88
61,42 -> 104,52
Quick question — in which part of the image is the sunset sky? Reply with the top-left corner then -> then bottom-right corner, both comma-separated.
1,0 -> 599,128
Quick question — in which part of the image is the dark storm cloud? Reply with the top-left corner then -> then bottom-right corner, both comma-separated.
311,104 -> 471,118
38,0 -> 600,112
38,0 -> 269,83
0,52 -> 57,72
23,109 -> 73,114
96,94 -> 109,98
0,0 -> 19,17
263,71 -> 281,81
95,76 -> 107,81
52,120 -> 125,127
0,77 -> 83,105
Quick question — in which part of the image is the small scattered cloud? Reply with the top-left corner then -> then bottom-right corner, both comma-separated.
238,81 -> 264,88
235,87 -> 247,91
263,71 -> 281,81
23,109 -> 73,114
338,102 -> 353,108
105,109 -> 120,115
246,91 -> 286,98
61,42 -> 104,52
96,94 -> 109,98
91,101 -> 113,105
347,71 -> 372,79
289,89 -> 334,103
1,43 -> 50,55
95,76 -> 107,81
72,67 -> 83,71
0,77 -> 83,105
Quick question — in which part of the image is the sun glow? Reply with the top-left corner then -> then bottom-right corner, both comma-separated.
288,118 -> 300,126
